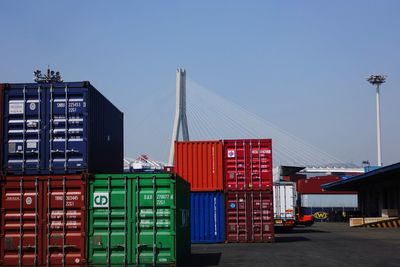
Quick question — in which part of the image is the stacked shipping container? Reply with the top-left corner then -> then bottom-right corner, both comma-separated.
174,139 -> 274,243
2,82 -> 123,174
0,80 -> 193,266
174,141 -> 226,243
224,139 -> 273,191
0,81 -> 124,266
0,79 -> 276,264
87,173 -> 191,266
224,139 -> 274,243
0,175 -> 88,266
190,192 -> 225,243
174,141 -> 224,191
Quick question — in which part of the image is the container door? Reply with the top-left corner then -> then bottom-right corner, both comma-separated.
248,139 -> 272,190
225,140 -> 247,191
249,191 -> 274,242
174,141 -> 224,191
45,177 -> 86,266
226,191 -> 274,243
0,178 -> 43,266
191,192 -> 225,243
4,85 -> 46,173
135,176 -> 176,265
48,86 -> 88,173
226,192 -> 249,242
88,176 -> 131,266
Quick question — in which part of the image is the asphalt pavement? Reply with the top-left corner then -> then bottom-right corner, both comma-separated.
190,222 -> 400,267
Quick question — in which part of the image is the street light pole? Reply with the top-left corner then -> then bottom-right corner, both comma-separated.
367,74 -> 386,167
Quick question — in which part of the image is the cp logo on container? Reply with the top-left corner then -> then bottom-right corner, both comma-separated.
93,192 -> 109,208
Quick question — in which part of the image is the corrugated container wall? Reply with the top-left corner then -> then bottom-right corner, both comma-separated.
226,191 -> 274,243
191,192 -> 225,243
224,139 -> 273,191
0,83 -> 4,174
174,141 -> 224,191
2,82 -> 123,175
87,173 -> 190,266
0,175 -> 87,266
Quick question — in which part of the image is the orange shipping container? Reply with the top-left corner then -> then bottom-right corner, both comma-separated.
174,141 -> 224,191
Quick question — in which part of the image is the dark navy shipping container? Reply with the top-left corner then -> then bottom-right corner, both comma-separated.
191,192 -> 225,243
2,82 -> 123,174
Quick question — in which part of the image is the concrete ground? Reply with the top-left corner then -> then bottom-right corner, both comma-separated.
190,222 -> 400,267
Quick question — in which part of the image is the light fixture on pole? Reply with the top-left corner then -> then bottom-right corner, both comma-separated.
367,74 -> 386,167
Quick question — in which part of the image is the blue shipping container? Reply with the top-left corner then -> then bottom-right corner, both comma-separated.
2,82 -> 123,174
191,192 -> 225,243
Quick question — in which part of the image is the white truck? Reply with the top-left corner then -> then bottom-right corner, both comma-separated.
273,181 -> 296,229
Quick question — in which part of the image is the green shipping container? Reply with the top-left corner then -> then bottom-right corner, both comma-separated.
87,173 -> 191,266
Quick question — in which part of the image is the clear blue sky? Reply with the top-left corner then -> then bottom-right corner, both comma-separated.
1,1 -> 399,166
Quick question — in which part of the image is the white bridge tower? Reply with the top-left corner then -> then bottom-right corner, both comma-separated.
168,68 -> 189,165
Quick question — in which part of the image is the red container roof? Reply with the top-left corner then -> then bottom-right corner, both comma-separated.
226,191 -> 274,243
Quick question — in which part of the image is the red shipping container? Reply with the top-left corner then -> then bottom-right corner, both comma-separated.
0,175 -> 87,266
226,191 -> 274,243
174,141 -> 224,191
224,139 -> 272,191
297,176 -> 356,194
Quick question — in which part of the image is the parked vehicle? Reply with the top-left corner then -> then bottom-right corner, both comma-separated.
295,207 -> 314,226
273,182 -> 296,230
226,191 -> 274,242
